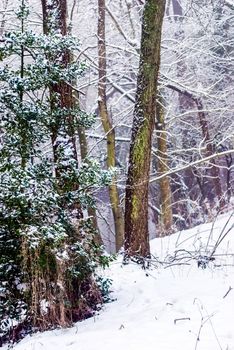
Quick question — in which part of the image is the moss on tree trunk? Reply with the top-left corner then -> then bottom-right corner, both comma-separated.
124,0 -> 166,258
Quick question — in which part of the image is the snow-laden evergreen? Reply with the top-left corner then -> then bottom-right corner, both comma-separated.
0,2 -> 112,341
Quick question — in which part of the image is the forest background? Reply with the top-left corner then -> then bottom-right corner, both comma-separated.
0,0 -> 233,344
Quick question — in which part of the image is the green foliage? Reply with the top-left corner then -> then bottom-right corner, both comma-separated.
0,2 -> 111,341
95,276 -> 114,303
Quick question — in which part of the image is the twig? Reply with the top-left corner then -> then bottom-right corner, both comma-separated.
164,262 -> 191,269
223,286 -> 233,299
205,210 -> 220,254
210,211 -> 234,259
174,317 -> 190,324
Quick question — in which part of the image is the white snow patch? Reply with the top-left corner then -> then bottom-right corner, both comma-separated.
4,212 -> 234,350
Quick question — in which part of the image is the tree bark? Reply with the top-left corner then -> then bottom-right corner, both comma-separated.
98,0 -> 124,252
42,0 -> 81,201
156,98 -> 173,235
73,92 -> 103,246
124,0 -> 166,258
196,98 -> 225,208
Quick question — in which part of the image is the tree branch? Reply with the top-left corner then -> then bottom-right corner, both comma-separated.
150,149 -> 234,183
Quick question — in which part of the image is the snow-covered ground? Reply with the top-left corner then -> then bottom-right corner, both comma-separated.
4,212 -> 234,350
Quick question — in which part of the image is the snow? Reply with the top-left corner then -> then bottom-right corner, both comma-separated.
225,0 -> 234,6
4,212 -> 234,350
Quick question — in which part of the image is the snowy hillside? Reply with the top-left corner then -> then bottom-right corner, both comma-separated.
4,212 -> 234,350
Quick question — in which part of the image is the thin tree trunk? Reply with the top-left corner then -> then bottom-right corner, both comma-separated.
124,0 -> 166,259
167,83 -> 225,210
0,0 -> 9,36
196,98 -> 225,209
156,98 -> 173,235
73,93 -> 103,245
42,0 -> 81,205
41,0 -> 73,328
98,0 -> 124,252
19,0 -> 26,169
170,0 -> 196,226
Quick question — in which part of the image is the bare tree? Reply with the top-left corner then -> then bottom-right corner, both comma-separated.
98,0 -> 124,251
155,96 -> 173,235
64,0 -> 233,246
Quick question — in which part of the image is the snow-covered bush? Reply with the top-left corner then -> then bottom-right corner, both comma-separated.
0,2 -> 111,343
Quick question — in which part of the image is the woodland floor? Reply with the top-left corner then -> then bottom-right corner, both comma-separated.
4,211 -> 234,350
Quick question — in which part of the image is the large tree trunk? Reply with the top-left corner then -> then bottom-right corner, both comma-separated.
124,0 -> 166,259
98,0 -> 124,252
